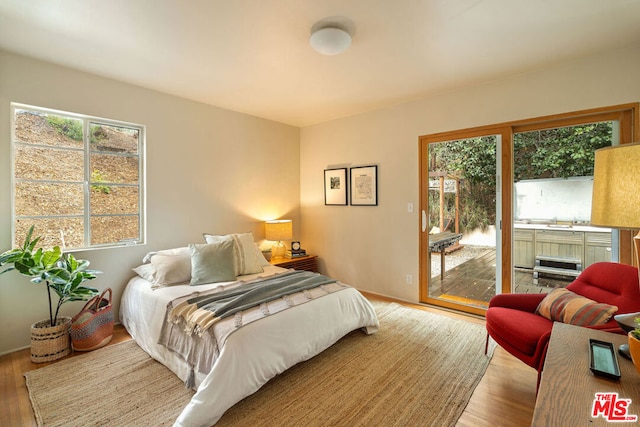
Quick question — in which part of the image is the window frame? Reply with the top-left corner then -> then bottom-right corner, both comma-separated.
10,103 -> 146,251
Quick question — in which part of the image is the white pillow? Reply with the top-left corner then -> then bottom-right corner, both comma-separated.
132,253 -> 191,288
142,246 -> 191,264
255,243 -> 271,267
189,240 -> 236,286
151,254 -> 191,286
132,263 -> 155,282
203,232 -> 264,275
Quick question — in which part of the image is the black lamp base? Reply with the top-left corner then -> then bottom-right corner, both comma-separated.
614,312 -> 639,361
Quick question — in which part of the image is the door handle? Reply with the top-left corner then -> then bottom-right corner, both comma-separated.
422,210 -> 427,232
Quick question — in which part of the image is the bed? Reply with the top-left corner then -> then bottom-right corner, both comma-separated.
119,233 -> 379,427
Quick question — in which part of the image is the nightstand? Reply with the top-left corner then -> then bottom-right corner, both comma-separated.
270,255 -> 318,272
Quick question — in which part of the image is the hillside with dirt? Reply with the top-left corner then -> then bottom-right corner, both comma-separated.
13,111 -> 140,249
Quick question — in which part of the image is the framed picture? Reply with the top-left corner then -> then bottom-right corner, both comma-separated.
350,165 -> 378,206
324,168 -> 348,205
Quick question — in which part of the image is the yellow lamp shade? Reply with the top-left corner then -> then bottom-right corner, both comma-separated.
591,143 -> 640,229
265,220 -> 293,241
265,220 -> 292,259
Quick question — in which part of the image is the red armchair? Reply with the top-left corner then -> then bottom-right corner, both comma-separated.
485,262 -> 640,388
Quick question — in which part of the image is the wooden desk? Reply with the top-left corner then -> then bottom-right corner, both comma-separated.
532,323 -> 640,426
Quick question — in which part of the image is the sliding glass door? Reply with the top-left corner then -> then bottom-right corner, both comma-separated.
512,121 -> 618,293
420,130 -> 506,314
419,104 -> 638,316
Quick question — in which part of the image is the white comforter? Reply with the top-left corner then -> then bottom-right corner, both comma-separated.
119,265 -> 379,427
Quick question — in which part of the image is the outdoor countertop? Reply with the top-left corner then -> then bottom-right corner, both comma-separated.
513,222 -> 610,232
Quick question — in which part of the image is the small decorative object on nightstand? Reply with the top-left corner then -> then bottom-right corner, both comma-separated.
286,241 -> 307,259
271,255 -> 318,273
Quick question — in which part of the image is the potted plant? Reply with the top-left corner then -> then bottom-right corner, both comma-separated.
0,226 -> 101,362
629,322 -> 640,375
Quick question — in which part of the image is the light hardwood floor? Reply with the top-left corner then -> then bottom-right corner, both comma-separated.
365,293 -> 537,427
0,295 -> 536,426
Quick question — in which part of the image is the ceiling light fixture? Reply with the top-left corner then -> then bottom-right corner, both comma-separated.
309,22 -> 352,56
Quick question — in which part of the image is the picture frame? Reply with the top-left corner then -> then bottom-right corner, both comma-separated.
350,165 -> 378,206
324,168 -> 348,206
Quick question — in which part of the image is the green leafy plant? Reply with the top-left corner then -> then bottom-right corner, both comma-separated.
91,169 -> 112,194
0,226 -> 100,326
46,115 -> 83,141
90,124 -> 108,144
631,318 -> 640,340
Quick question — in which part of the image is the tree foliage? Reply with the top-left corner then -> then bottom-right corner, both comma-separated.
46,115 -> 83,141
514,122 -> 611,181
428,122 -> 613,233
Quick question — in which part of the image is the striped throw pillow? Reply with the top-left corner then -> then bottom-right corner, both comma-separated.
535,288 -> 618,326
203,232 -> 264,276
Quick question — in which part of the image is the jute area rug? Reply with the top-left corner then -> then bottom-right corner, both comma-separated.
24,340 -> 194,426
25,301 -> 494,427
217,301 -> 495,426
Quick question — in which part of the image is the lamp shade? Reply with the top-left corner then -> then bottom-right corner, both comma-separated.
265,220 -> 293,241
591,143 -> 640,229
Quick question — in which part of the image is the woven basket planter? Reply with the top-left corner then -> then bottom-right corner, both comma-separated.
30,316 -> 72,363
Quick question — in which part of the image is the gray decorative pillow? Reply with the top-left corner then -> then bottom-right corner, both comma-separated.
189,239 -> 236,286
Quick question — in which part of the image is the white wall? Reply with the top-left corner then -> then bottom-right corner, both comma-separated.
299,44 -> 640,302
0,51 -> 300,354
3,44 -> 639,354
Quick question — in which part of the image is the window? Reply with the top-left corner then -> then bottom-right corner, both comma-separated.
11,103 -> 145,250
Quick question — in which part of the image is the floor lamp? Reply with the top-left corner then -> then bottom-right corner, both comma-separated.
590,142 -> 640,358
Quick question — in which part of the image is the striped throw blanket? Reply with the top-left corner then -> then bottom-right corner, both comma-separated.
168,270 -> 338,336
159,271 -> 350,386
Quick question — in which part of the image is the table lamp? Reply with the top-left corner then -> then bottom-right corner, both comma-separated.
265,220 -> 293,260
590,142 -> 640,358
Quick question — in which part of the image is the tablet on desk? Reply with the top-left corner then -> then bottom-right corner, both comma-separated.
590,339 -> 621,380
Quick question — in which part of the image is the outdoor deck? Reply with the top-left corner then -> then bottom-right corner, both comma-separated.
429,248 -> 571,308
